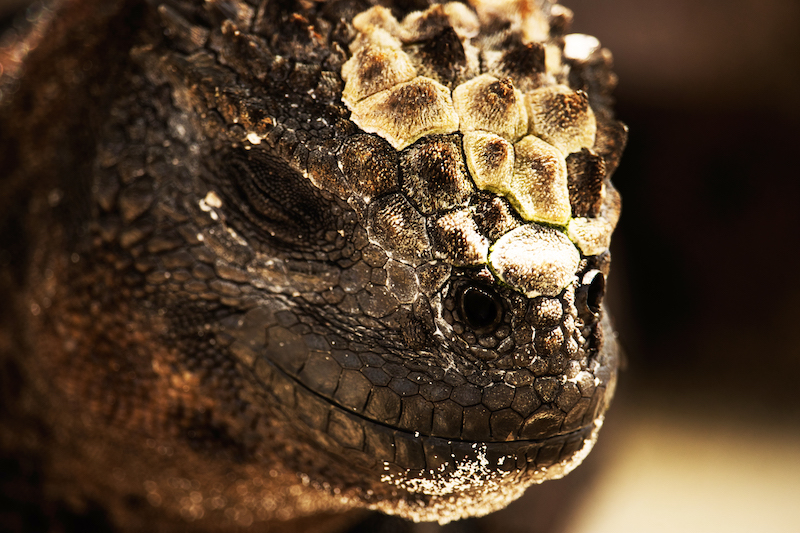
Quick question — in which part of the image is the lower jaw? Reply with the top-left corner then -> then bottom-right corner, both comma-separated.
249,355 -> 605,522
355,417 -> 603,523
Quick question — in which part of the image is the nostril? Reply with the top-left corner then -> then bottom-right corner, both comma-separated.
577,269 -> 605,318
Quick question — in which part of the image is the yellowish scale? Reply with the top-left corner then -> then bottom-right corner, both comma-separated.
340,1 -> 619,299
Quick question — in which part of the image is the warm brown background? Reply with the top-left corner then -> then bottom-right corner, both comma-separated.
2,0 -> 799,531
558,0 -> 800,530
571,0 -> 800,411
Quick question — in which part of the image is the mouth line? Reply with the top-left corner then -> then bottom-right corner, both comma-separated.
252,354 -> 599,447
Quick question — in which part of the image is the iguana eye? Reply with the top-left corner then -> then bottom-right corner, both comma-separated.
578,269 -> 605,317
459,285 -> 502,330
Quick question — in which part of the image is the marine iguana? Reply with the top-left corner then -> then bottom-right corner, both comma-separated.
0,0 -> 625,530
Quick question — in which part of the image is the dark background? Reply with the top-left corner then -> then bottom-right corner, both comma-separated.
556,1 -> 800,530
570,0 -> 800,413
2,0 -> 799,531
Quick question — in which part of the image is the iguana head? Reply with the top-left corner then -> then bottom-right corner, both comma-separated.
157,1 -> 625,521
7,0 -> 626,525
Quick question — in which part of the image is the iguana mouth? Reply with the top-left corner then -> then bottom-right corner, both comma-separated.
229,304 -> 614,444
248,348 -> 604,503
254,345 -> 602,446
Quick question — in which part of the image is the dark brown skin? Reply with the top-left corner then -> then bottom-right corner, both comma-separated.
0,0 -> 624,531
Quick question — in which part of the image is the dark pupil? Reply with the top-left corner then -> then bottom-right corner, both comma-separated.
462,287 -> 499,329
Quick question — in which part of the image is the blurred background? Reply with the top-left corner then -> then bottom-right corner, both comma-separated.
2,0 -> 799,531
559,0 -> 800,531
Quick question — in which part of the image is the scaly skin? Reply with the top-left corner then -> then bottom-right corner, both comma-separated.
0,0 -> 626,530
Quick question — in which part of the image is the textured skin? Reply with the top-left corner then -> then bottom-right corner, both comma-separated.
0,0 -> 626,530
